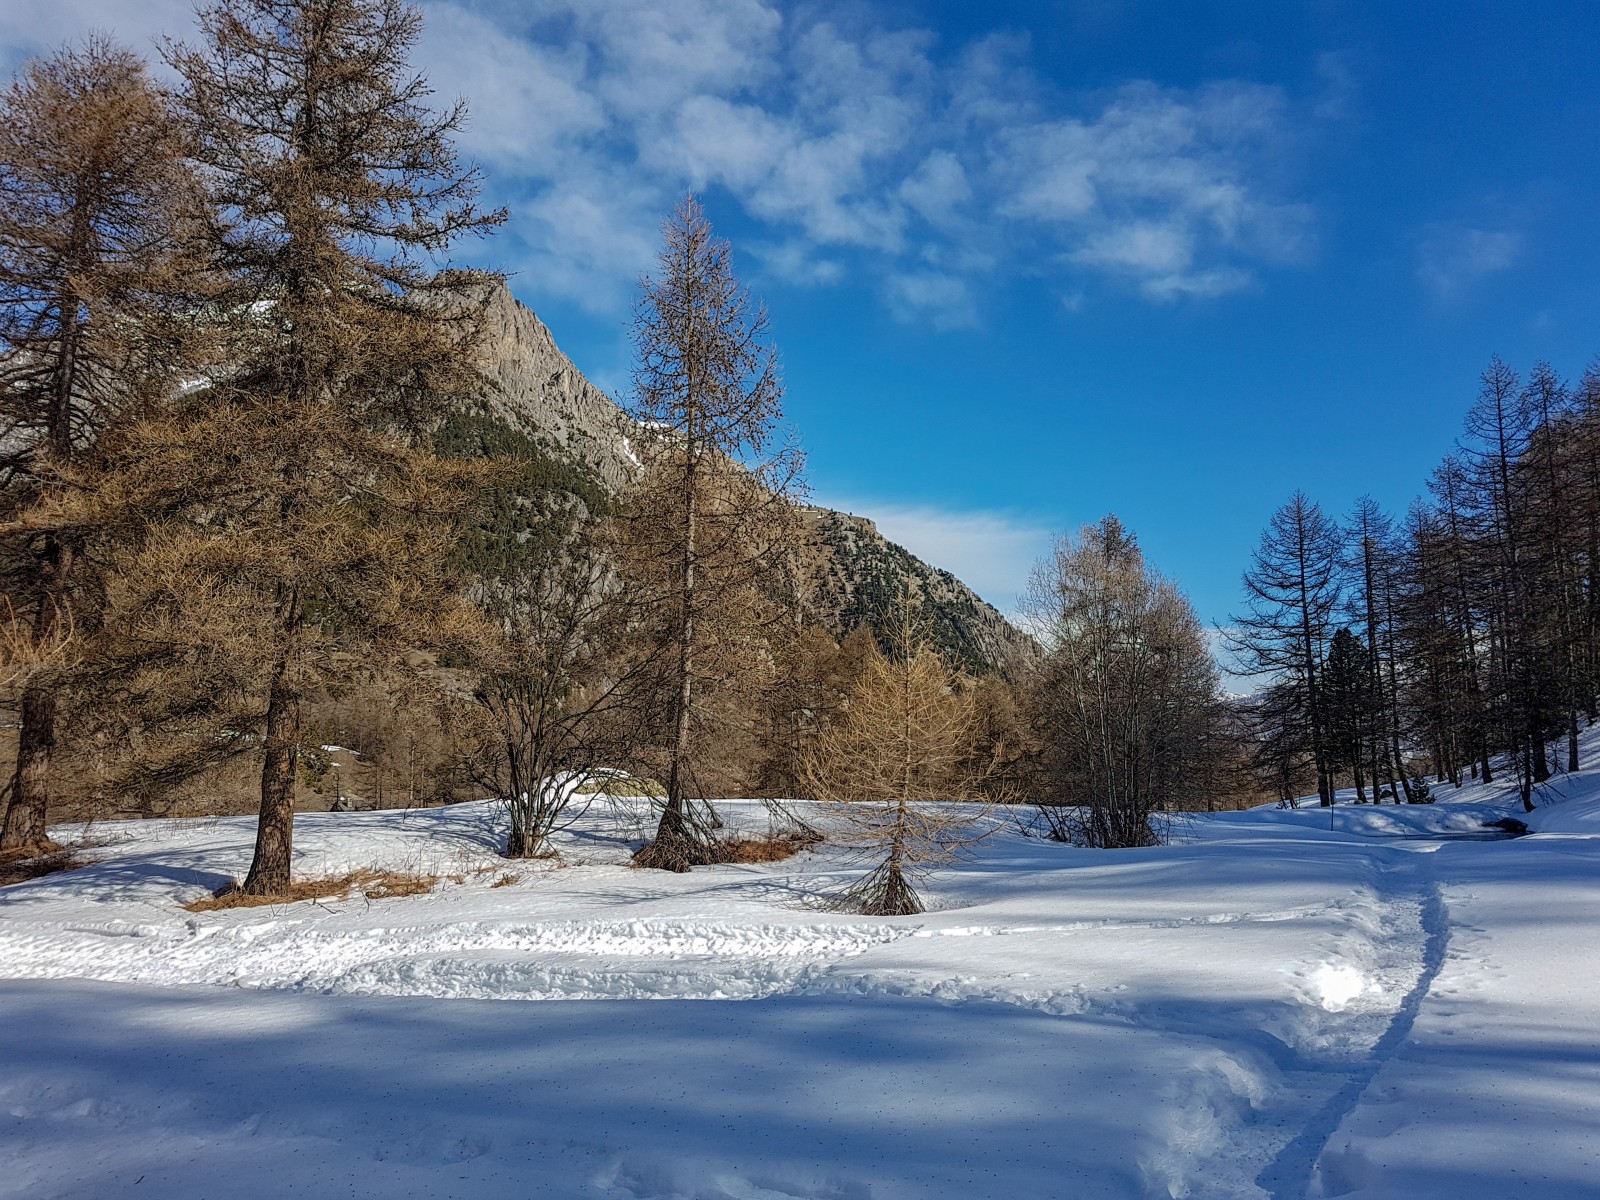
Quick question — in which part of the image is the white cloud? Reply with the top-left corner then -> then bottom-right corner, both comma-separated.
423,7 -> 604,166
824,498 -> 1053,614
1073,222 -> 1194,275
884,271 -> 978,330
995,81 -> 1311,299
750,240 -> 845,287
1416,225 -> 1523,300
0,0 -> 192,69
0,0 -> 1322,323
900,151 -> 973,228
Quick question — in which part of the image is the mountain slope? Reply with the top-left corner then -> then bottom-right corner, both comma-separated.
454,284 -> 1030,675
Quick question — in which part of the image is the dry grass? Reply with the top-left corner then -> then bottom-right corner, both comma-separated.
489,871 -> 521,888
184,867 -> 439,911
713,832 -> 820,864
0,848 -> 87,888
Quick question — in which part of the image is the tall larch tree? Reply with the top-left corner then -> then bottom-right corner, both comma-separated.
150,0 -> 503,893
626,196 -> 801,871
0,40 -> 207,856
1232,492 -> 1343,806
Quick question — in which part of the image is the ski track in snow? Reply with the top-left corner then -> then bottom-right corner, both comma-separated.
0,918 -> 912,1000
1257,862 -> 1452,1199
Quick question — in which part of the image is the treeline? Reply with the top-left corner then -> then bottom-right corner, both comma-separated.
1233,358 -> 1600,811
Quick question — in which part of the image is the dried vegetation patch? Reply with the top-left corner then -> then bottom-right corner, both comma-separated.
0,848 -> 88,888
184,868 -> 439,911
713,832 -> 821,864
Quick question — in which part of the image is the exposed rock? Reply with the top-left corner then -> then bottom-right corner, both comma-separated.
799,508 -> 1033,677
465,283 -> 635,493
454,283 -> 1031,676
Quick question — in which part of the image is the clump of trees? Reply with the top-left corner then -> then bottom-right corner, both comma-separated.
1023,516 -> 1232,846
3,2 -> 1301,900
0,0 -> 503,891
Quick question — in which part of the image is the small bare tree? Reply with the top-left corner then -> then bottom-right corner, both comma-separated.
804,607 -> 990,916
455,513 -> 662,858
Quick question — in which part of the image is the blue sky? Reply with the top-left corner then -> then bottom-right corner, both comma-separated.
5,1 -> 1599,634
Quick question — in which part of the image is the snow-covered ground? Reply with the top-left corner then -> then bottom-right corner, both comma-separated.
1,768 -> 1597,1199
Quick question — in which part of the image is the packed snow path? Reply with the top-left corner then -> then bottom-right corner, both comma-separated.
1,790 -> 1597,1199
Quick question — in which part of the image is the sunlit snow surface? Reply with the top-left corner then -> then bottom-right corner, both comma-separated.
2,762 -> 1599,1199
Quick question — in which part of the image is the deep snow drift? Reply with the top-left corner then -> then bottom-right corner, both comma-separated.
1,771 -> 1597,1199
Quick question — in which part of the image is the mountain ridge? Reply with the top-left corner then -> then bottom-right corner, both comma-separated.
458,283 -> 1032,676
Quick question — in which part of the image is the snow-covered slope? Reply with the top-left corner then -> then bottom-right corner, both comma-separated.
1,772 -> 1597,1199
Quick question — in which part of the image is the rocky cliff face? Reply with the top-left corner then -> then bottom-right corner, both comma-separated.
464,284 -> 636,493
456,284 -> 1030,676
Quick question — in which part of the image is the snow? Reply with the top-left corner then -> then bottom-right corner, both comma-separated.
2,766 -> 1599,1198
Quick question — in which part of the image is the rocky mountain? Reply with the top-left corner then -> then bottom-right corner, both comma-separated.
450,283 -> 1031,676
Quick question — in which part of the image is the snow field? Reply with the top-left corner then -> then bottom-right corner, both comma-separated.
0,777 -> 1597,1198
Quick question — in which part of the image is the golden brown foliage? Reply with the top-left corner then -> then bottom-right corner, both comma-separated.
95,0 -> 507,896
0,37 -> 215,855
804,606 -> 991,914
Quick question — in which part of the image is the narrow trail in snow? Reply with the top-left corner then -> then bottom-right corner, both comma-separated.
1255,850 -> 1453,1200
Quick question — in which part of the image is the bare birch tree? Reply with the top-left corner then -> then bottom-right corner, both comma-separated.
455,512 -> 661,859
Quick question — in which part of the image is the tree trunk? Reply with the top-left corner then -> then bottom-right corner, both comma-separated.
241,585 -> 303,895
638,448 -> 703,872
2,279 -> 83,858
1,685 -> 60,856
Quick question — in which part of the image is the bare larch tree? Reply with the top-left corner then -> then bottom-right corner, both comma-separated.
626,196 -> 801,871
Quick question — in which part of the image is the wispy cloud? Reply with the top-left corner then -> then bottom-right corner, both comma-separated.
1416,225 -> 1523,300
0,0 -> 1325,323
421,2 -> 1324,319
